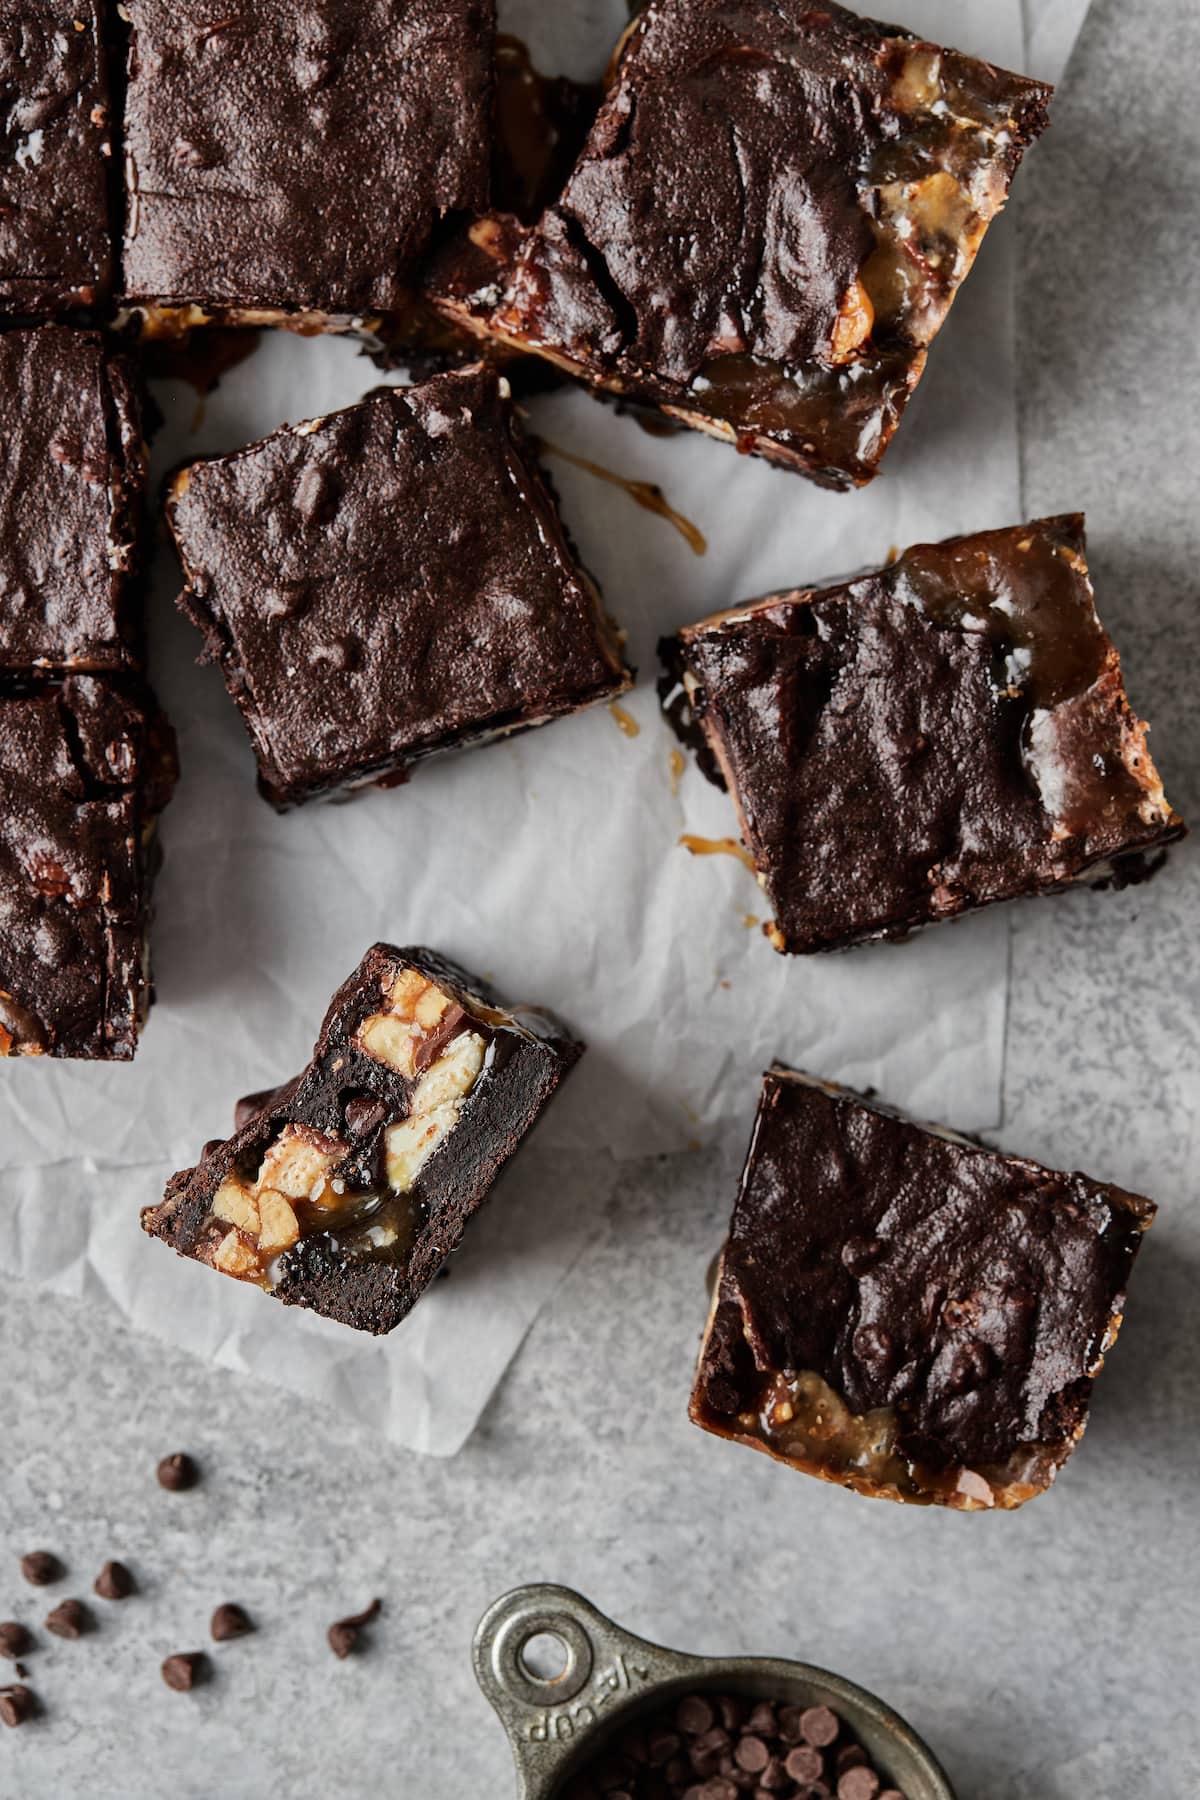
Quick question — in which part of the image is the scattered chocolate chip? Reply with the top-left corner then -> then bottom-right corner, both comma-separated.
327,1597 -> 381,1659
785,1745 -> 824,1783
800,1706 -> 840,1748
210,1603 -> 254,1642
0,1622 -> 33,1661
156,1452 -> 200,1492
0,1683 -> 36,1728
94,1560 -> 135,1601
161,1652 -> 208,1692
44,1599 -> 89,1640
19,1551 -> 63,1587
736,1733 -> 770,1772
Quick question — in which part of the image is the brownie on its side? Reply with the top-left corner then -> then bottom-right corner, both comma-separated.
166,363 -> 631,808
0,4 -> 113,315
663,516 -> 1183,953
0,676 -> 177,1060
0,328 -> 146,672
143,945 -> 582,1334
121,0 -> 494,324
478,0 -> 1051,488
692,1070 -> 1156,1510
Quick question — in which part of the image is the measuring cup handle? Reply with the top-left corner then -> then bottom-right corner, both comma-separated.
472,1585 -> 698,1798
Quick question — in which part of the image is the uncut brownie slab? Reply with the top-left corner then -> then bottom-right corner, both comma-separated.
663,515 -> 1184,953
482,0 -> 1051,488
0,2 -> 113,315
0,327 -> 145,671
0,675 -> 177,1059
166,363 -> 631,808
692,1069 -> 1156,1510
121,0 -> 494,325
143,945 -> 582,1334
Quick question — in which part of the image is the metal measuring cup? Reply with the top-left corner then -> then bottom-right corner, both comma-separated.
474,1584 -> 957,1799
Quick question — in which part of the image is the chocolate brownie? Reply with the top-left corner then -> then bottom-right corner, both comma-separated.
143,944 -> 582,1334
692,1070 -> 1156,1509
0,3 -> 113,315
483,0 -> 1051,487
0,676 -> 177,1059
0,328 -> 145,671
166,363 -> 631,808
121,0 -> 495,322
663,515 -> 1184,953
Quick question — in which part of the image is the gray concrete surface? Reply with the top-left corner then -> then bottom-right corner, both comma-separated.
3,2 -> 1198,1794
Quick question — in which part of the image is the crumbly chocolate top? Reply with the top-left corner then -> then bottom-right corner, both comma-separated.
145,944 -> 582,1334
497,0 -> 1050,483
672,515 -> 1182,951
0,328 -> 144,670
167,363 -> 628,807
0,677 -> 175,1059
121,0 -> 495,311
696,1072 -> 1155,1472
0,3 -> 112,312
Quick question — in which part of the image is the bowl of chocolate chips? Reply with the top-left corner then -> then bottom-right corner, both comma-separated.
473,1586 -> 954,1800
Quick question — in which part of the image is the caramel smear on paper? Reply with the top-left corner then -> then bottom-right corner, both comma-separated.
679,834 -> 756,873
532,436 -> 707,555
609,702 -> 640,738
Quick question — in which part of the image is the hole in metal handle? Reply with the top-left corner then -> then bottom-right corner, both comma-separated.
492,1605 -> 595,1709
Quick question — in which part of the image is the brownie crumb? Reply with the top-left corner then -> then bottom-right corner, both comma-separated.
19,1551 -> 63,1587
328,1598 -> 381,1659
210,1603 -> 254,1643
161,1652 -> 208,1692
0,1622 -> 33,1661
94,1560 -> 135,1601
156,1453 -> 200,1492
0,1683 -> 37,1728
44,1599 -> 90,1640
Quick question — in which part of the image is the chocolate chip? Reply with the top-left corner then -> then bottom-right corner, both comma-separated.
344,1095 -> 386,1137
0,1683 -> 36,1727
851,1322 -> 895,1377
156,1452 -> 200,1491
676,1695 -> 714,1735
735,1734 -> 769,1772
161,1652 -> 208,1692
837,1770 -> 880,1800
19,1552 -> 63,1587
327,1597 -> 380,1658
800,1706 -> 840,1748
776,1705 -> 804,1744
785,1745 -> 825,1783
837,1745 -> 868,1773
0,1623 -> 33,1661
841,1235 -> 886,1275
44,1599 -> 89,1640
94,1561 -> 135,1601
211,1603 -> 254,1642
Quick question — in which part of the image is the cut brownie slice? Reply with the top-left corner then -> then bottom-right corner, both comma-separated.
0,3 -> 113,315
0,328 -> 146,672
121,0 -> 495,325
662,515 -> 1184,953
143,944 -> 582,1335
480,0 -> 1051,487
166,363 -> 631,808
0,676 -> 177,1059
692,1069 -> 1156,1510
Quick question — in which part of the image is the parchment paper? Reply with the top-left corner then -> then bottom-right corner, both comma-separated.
0,0 -> 1092,1453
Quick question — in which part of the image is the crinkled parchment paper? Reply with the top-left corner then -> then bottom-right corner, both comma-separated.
0,0 -> 1092,1453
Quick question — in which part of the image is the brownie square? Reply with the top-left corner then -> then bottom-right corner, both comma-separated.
487,0 -> 1051,487
663,516 -> 1184,953
121,0 -> 495,318
0,327 -> 145,672
0,675 -> 177,1059
166,363 -> 632,807
692,1070 -> 1156,1510
143,944 -> 583,1335
0,3 -> 113,315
